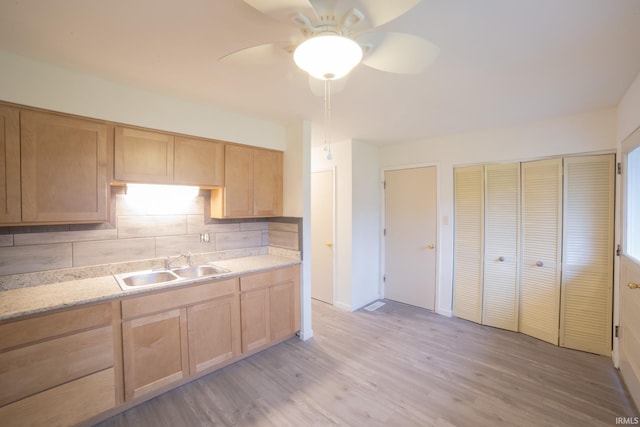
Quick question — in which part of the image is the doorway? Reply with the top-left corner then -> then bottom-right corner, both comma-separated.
384,166 -> 438,310
620,127 -> 640,408
311,169 -> 335,304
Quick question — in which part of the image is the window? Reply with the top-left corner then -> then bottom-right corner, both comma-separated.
626,146 -> 640,261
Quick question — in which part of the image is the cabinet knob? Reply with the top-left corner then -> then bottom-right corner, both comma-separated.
427,243 -> 435,249
536,261 -> 544,267
628,282 -> 640,290
498,256 -> 505,262
326,243 -> 333,248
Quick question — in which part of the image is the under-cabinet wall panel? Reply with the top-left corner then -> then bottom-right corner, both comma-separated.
453,166 -> 484,323
483,163 -> 520,331
560,154 -> 615,355
519,158 -> 563,345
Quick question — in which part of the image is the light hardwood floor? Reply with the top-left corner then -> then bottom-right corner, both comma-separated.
96,300 -> 638,426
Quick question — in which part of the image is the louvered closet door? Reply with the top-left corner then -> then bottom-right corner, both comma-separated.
560,154 -> 615,355
453,166 -> 484,323
520,158 -> 563,345
483,164 -> 520,331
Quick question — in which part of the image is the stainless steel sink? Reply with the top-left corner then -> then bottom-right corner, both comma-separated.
172,265 -> 229,279
116,270 -> 179,289
114,264 -> 230,290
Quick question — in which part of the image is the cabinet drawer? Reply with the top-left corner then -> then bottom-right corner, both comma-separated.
240,265 -> 299,292
0,367 -> 116,427
121,278 -> 238,319
0,303 -> 112,352
0,325 -> 113,407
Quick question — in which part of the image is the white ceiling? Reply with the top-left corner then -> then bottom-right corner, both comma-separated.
1,0 -> 640,145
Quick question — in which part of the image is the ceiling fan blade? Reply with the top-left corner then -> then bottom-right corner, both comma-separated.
309,0 -> 421,29
308,75 -> 349,97
219,42 -> 292,66
243,0 -> 317,23
353,0 -> 421,28
358,32 -> 439,74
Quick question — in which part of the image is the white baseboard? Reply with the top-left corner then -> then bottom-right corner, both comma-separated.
297,328 -> 314,341
334,301 -> 353,311
437,307 -> 453,317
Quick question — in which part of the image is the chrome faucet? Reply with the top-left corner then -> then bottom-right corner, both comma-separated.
165,252 -> 193,269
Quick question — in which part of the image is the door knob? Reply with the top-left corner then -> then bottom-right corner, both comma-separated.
427,243 -> 435,249
629,282 -> 640,290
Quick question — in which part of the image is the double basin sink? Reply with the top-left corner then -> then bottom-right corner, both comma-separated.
114,264 -> 230,291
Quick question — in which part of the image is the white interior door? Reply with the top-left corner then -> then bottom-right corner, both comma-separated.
311,170 -> 334,304
384,167 -> 437,310
560,154 -> 615,355
620,128 -> 640,408
453,166 -> 484,323
519,158 -> 563,345
483,163 -> 520,331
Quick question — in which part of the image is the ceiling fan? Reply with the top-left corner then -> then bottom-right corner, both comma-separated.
221,0 -> 440,84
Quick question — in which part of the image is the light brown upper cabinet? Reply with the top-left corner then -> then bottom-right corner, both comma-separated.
0,105 -> 21,224
174,136 -> 224,187
114,127 -> 174,184
114,128 -> 224,187
20,110 -> 109,224
211,145 -> 283,218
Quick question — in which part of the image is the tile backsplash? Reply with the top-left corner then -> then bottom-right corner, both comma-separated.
0,190 -> 300,277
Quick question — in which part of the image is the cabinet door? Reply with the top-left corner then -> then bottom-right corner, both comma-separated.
0,105 -> 20,224
114,127 -> 174,184
174,136 -> 224,187
20,111 -> 108,223
560,154 -> 615,355
240,288 -> 270,353
187,295 -> 240,374
122,308 -> 189,400
0,326 -> 113,407
223,145 -> 254,217
483,163 -> 520,331
270,282 -> 297,342
253,149 -> 283,216
519,158 -> 563,345
453,166 -> 484,323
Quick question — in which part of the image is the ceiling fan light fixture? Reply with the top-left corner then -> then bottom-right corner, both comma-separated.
293,33 -> 363,80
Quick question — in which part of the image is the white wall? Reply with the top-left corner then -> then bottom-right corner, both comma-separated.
351,140 -> 381,309
618,72 -> 640,142
0,50 -> 285,150
284,120 -> 314,340
311,138 -> 381,311
380,108 -> 617,315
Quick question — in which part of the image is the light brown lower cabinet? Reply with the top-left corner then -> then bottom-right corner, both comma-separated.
187,295 -> 240,374
0,302 -> 118,427
122,308 -> 190,400
120,277 -> 241,401
240,265 -> 301,353
0,264 -> 300,425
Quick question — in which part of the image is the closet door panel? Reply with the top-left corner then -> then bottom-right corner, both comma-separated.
560,154 -> 614,355
453,166 -> 484,323
483,163 -> 520,331
520,158 -> 563,345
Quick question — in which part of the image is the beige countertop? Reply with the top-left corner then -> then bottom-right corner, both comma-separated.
0,254 -> 300,322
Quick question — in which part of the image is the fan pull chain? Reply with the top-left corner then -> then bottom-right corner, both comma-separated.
323,78 -> 333,160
